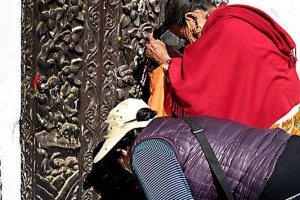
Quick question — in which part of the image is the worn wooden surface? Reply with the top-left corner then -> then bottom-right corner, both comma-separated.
21,0 -> 165,198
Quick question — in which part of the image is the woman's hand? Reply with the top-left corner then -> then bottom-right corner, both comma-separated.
146,33 -> 171,65
116,148 -> 132,172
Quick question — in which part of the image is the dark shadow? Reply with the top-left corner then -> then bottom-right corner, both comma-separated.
83,142 -> 146,200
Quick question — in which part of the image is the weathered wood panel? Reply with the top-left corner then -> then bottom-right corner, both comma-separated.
21,0 -> 166,198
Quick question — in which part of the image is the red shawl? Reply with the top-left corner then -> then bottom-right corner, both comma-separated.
168,4 -> 300,128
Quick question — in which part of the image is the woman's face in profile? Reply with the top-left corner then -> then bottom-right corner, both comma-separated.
169,25 -> 189,40
168,8 -> 216,44
169,25 -> 198,44
169,26 -> 191,45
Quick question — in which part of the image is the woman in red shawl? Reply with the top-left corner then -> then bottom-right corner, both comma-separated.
146,0 -> 300,132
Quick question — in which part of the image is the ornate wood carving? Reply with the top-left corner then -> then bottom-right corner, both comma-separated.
21,0 -> 35,198
21,0 -> 166,198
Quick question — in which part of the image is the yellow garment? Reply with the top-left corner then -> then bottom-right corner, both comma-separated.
270,108 -> 300,135
148,65 -> 172,117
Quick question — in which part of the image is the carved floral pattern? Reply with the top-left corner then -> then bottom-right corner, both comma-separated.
118,0 -> 161,99
21,0 -> 165,198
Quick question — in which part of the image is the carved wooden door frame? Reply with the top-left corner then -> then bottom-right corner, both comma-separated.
21,0 -> 165,198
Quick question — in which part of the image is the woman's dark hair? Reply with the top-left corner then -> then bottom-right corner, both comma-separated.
84,131 -> 146,199
113,128 -> 142,152
84,107 -> 157,199
113,107 -> 156,152
164,0 -> 215,28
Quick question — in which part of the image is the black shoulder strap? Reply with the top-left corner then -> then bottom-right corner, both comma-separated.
181,117 -> 233,200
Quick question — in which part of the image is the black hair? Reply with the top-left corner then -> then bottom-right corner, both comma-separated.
113,128 -> 142,154
84,107 -> 157,199
84,136 -> 146,199
112,107 -> 157,153
113,107 -> 157,151
164,0 -> 215,29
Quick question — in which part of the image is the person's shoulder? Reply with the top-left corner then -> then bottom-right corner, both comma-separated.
148,116 -> 181,127
208,5 -> 258,29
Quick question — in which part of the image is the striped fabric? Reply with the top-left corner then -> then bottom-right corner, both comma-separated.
132,139 -> 194,200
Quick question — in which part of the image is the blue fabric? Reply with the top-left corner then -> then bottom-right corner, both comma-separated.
132,139 -> 194,200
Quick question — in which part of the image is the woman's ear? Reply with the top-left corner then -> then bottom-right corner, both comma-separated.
184,12 -> 198,28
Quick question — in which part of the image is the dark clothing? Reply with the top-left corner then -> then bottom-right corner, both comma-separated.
132,116 -> 291,199
85,144 -> 146,200
260,136 -> 300,200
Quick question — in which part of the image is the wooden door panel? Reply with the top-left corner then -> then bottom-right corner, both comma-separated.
21,0 -> 166,198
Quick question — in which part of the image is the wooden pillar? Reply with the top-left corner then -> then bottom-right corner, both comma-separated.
21,0 -> 166,198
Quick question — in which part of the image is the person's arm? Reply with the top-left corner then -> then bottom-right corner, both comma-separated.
132,139 -> 194,200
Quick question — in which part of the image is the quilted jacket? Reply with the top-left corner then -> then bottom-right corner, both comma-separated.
132,116 -> 290,199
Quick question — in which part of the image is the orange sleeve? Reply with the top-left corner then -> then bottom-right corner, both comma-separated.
148,65 -> 173,117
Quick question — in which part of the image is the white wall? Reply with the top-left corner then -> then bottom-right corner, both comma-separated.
0,0 -> 21,199
0,0 -> 299,199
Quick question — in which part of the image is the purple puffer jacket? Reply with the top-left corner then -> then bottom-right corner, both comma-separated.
132,116 -> 290,199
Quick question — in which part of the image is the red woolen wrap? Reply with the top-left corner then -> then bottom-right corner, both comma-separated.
168,5 -> 300,128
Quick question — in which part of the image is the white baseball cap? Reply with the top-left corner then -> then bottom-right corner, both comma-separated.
93,98 -> 153,163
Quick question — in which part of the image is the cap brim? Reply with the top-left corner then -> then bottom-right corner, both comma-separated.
93,133 -> 125,163
93,120 -> 151,163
